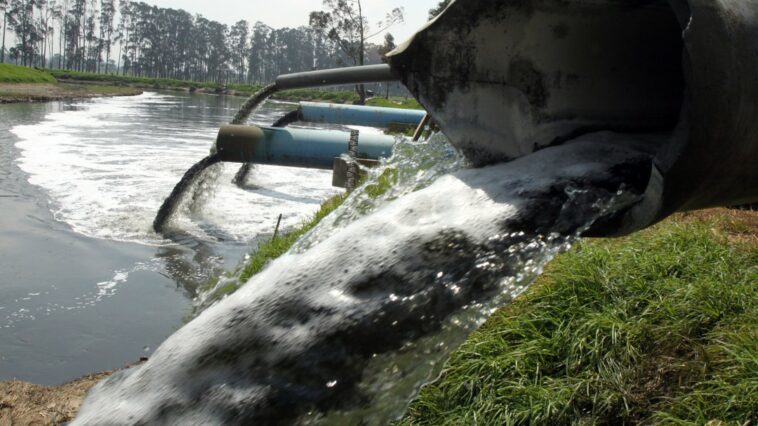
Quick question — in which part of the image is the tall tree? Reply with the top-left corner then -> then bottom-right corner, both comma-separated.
10,0 -> 44,66
309,0 -> 403,104
56,0 -> 67,67
0,0 -> 10,63
228,19 -> 247,83
428,0 -> 452,19
98,0 -> 114,72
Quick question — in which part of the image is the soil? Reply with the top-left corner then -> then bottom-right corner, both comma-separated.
0,83 -> 142,104
0,371 -> 112,425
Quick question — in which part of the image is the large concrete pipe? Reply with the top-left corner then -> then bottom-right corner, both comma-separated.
386,0 -> 758,233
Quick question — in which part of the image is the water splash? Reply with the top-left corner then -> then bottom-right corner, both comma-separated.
153,154 -> 222,233
74,135 -> 654,425
158,83 -> 282,231
230,83 -> 279,126
195,133 -> 465,310
295,132 -> 467,253
11,92 -> 333,246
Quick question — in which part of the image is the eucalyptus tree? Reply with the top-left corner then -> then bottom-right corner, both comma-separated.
43,0 -> 62,67
309,0 -> 403,104
228,19 -> 247,82
98,0 -> 114,72
0,0 -> 397,88
0,0 -> 10,62
9,0 -> 33,65
428,0 -> 452,19
114,0 -> 130,74
246,21 -> 269,84
83,0 -> 98,71
65,0 -> 84,69
56,0 -> 66,67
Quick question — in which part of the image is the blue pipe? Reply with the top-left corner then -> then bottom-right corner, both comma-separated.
299,102 -> 426,128
215,125 -> 396,169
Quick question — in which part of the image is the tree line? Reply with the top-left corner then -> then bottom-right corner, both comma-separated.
0,0 -> 405,85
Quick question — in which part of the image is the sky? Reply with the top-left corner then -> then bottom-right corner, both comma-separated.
143,0 -> 441,43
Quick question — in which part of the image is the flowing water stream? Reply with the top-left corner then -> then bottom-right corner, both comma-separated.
0,92 -> 342,384
73,125 -> 656,424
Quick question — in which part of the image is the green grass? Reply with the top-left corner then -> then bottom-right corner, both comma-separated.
48,69 -> 220,90
276,88 -> 359,103
199,165 -> 400,306
400,213 -> 757,425
237,192 -> 348,283
0,64 -> 57,83
366,96 -> 422,110
195,192 -> 349,304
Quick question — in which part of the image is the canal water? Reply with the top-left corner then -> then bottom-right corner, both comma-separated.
0,92 -> 340,384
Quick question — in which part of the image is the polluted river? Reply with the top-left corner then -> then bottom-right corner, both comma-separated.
1,90 -> 656,424
0,92 -> 341,384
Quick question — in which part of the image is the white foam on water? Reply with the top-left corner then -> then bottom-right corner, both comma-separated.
1,260 -> 160,329
74,137 -> 653,425
11,92 -> 339,246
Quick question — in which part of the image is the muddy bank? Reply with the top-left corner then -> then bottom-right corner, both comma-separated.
0,372 -> 111,425
0,361 -> 147,426
0,83 -> 142,104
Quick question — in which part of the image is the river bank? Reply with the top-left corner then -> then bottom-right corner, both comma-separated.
48,68 -> 422,108
0,82 -> 143,104
1,208 -> 754,425
0,64 -> 421,107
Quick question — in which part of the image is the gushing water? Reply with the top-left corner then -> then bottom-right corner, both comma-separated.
155,84 -> 282,232
74,133 -> 654,425
153,153 -> 222,233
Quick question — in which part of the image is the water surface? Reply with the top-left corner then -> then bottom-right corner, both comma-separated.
0,92 -> 339,384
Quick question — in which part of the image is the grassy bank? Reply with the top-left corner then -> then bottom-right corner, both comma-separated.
0,82 -> 142,103
0,65 -> 142,102
209,192 -> 349,300
47,68 -> 422,108
0,64 -> 57,83
401,209 -> 757,425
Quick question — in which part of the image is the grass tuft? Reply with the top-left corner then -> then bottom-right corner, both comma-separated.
400,211 -> 757,425
237,193 -> 348,284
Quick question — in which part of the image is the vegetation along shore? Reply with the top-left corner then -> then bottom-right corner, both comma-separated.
0,64 -> 142,103
0,64 -> 422,108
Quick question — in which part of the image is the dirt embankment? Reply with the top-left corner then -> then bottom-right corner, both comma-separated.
0,83 -> 142,104
0,372 -> 111,425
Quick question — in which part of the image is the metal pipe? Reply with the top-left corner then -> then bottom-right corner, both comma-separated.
298,102 -> 426,128
215,125 -> 396,169
275,64 -> 397,90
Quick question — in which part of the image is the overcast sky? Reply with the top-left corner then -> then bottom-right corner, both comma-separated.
142,0 -> 440,43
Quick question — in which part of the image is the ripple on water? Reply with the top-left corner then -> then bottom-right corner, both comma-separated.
11,92 -> 340,246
